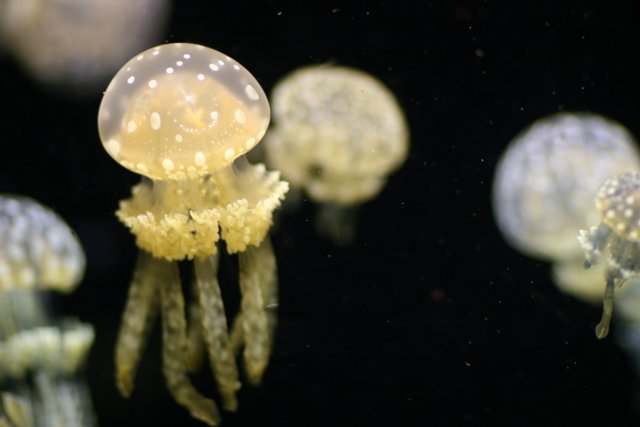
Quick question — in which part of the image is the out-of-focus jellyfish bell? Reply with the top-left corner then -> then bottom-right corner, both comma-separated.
0,0 -> 171,94
0,195 -> 85,294
263,65 -> 409,244
98,43 -> 288,425
0,194 -> 95,427
492,112 -> 640,330
493,112 -> 640,262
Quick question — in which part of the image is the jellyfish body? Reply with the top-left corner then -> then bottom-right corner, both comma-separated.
98,43 -> 287,425
263,65 -> 409,243
0,0 -> 170,93
0,195 -> 95,427
492,113 -> 640,338
493,112 -> 640,262
578,172 -> 640,338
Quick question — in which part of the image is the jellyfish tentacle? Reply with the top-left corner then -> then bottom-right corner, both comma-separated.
194,256 -> 240,412
160,259 -> 220,426
2,392 -> 32,427
236,238 -> 278,384
184,280 -> 206,373
596,276 -> 616,339
115,251 -> 160,397
578,223 -> 612,268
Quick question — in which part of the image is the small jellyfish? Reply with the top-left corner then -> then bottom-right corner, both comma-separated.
0,0 -> 170,94
0,194 -> 95,427
493,112 -> 640,263
98,43 -> 288,425
579,172 -> 640,338
263,65 -> 409,244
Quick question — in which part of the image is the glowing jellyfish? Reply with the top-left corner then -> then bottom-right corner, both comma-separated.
98,43 -> 288,425
0,0 -> 170,93
0,194 -> 95,427
263,65 -> 409,244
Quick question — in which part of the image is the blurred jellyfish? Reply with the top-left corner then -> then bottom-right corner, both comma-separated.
98,43 -> 287,425
263,65 -> 409,244
0,0 -> 171,94
492,112 -> 640,320
0,195 -> 95,427
493,112 -> 640,262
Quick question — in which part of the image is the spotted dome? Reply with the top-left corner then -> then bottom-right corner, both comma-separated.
98,43 -> 270,180
595,172 -> 640,241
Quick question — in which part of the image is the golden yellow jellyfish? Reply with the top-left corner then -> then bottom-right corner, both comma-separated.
0,194 -> 95,426
263,65 -> 409,244
97,43 -> 288,425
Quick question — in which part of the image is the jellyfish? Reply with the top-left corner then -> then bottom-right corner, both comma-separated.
493,112 -> 640,262
0,0 -> 171,94
575,172 -> 640,338
0,194 -> 96,427
492,112 -> 640,312
97,43 -> 288,425
263,64 -> 409,244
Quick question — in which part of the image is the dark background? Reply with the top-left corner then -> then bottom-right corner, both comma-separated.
1,1 -> 640,426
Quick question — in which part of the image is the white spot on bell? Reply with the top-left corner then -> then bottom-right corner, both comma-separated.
150,112 -> 162,130
245,84 -> 259,100
166,67 -> 174,74
210,111 -> 219,122
148,79 -> 158,89
224,148 -> 236,161
127,76 -> 135,84
245,137 -> 256,150
197,73 -> 205,81
127,121 -> 137,133
209,63 -> 219,71
106,139 -> 121,157
175,134 -> 183,143
195,152 -> 206,166
234,109 -> 247,124
162,158 -> 175,171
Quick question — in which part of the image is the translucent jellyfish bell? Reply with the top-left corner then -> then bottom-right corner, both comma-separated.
493,112 -> 640,262
0,0 -> 171,94
0,195 -> 85,293
98,43 -> 270,181
98,43 -> 288,425
264,65 -> 409,243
